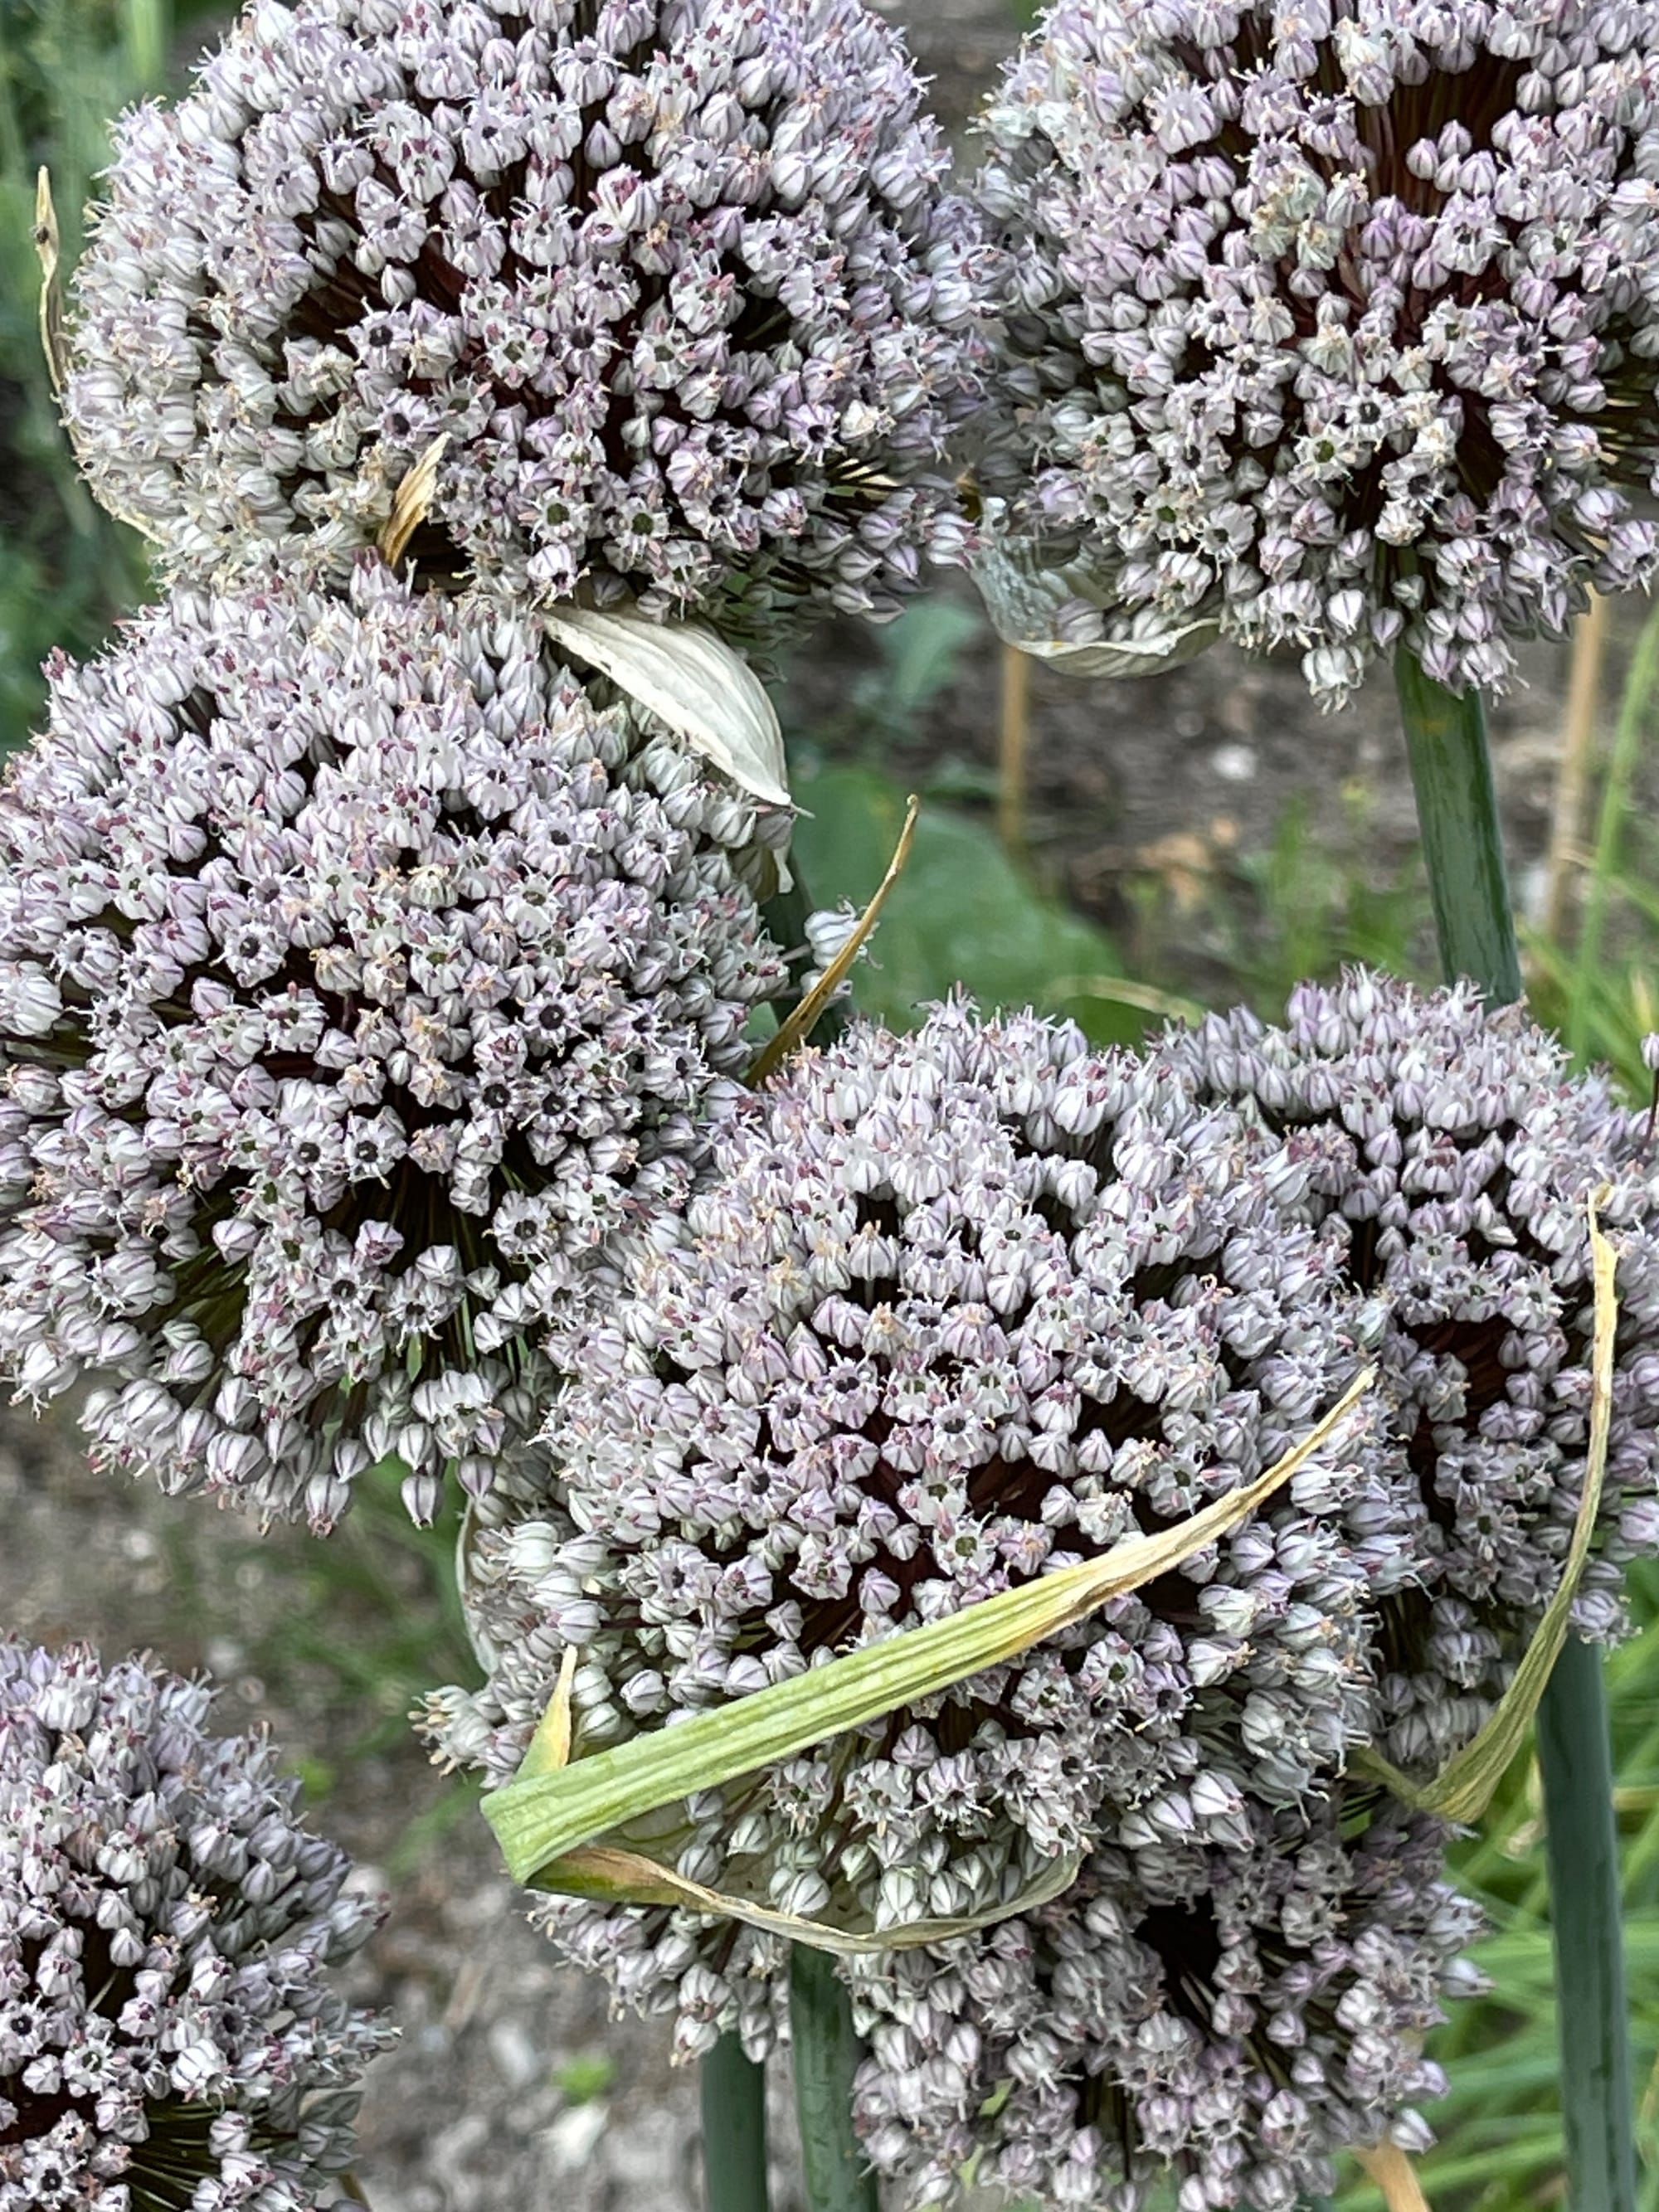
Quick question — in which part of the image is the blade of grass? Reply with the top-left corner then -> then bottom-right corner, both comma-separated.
1572,599 -> 1659,1061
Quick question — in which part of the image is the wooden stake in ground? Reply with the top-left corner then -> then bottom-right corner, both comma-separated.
998,641 -> 1031,857
1543,591 -> 1612,942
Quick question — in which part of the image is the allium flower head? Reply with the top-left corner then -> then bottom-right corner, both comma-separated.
0,563 -> 787,1526
1165,970 -> 1659,1774
977,0 -> 1659,704
65,0 -> 985,640
849,1789 -> 1483,2212
426,1000 -> 1404,2054
0,1639 -> 389,2211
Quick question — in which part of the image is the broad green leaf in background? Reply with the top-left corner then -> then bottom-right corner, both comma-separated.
789,759 -> 1151,1047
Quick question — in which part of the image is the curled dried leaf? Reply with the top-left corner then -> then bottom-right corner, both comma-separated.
484,1370 -> 1374,1907
748,793 -> 920,1084
1356,1188 -> 1617,1823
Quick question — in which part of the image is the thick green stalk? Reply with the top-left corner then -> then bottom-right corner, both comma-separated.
789,1945 -> 879,2212
701,2034 -> 771,2212
1394,649 -> 1634,2212
1393,654 -> 1521,1003
1538,1640 -> 1637,2212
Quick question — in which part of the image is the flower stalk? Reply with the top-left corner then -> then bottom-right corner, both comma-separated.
790,1946 -> 880,2212
701,2035 -> 771,2212
1394,647 -> 1634,2212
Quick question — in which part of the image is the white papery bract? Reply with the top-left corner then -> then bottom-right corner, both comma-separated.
0,563 -> 787,1526
976,0 -> 1659,705
0,1639 -> 389,2212
65,0 -> 985,644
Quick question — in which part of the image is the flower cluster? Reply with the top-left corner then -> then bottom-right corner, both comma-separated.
1164,970 -> 1659,1775
0,1638 -> 388,2212
0,562 -> 787,1527
849,1789 -> 1482,2212
66,0 -> 985,642
975,0 -> 1659,704
426,999 -> 1407,2056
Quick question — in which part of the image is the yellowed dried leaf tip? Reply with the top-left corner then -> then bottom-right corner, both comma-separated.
1358,2142 -> 1432,2212
1356,1185 -> 1617,1823
378,434 -> 450,566
748,792 -> 920,1084
34,169 -> 66,397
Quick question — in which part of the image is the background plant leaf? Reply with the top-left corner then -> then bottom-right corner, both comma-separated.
789,759 -> 1147,1046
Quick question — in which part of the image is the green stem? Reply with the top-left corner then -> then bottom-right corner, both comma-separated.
1538,1639 -> 1637,2212
701,2034 -> 771,2212
789,1945 -> 879,2212
1394,649 -> 1634,2212
1394,653 -> 1521,1002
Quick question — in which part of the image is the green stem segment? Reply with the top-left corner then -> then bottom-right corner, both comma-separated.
1538,1639 -> 1637,2212
1394,649 -> 1634,2212
789,1945 -> 880,2212
701,2034 -> 771,2212
1393,652 -> 1522,1003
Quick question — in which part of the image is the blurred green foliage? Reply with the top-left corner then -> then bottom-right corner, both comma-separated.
791,758 -> 1153,1048
0,0 -> 176,746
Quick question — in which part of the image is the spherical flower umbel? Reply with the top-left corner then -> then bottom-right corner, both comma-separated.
0,1638 -> 389,2212
0,563 -> 787,1526
849,1788 -> 1484,2212
426,1001 -> 1406,2054
1164,970 -> 1659,1776
65,0 -> 985,641
976,0 -> 1659,705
